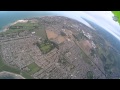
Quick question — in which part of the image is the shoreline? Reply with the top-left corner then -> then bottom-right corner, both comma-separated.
0,16 -> 47,32
2,19 -> 29,32
0,15 -> 64,33
0,71 -> 25,79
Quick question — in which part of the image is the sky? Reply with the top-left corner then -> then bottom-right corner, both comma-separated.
0,11 -> 120,41
50,11 -> 120,41
83,11 -> 120,41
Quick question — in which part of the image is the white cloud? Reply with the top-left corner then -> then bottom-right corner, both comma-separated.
50,11 -> 120,41
1,11 -> 120,41
82,11 -> 120,40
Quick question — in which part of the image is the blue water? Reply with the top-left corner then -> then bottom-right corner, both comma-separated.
0,11 -> 61,31
0,74 -> 22,79
0,75 -> 16,79
0,11 -> 93,31
1,11 -> 119,41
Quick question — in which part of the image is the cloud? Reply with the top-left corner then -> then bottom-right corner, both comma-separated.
1,11 -> 120,41
82,11 -> 120,40
50,11 -> 120,41
14,11 -> 119,40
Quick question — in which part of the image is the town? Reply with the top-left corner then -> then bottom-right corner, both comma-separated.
0,16 -> 115,79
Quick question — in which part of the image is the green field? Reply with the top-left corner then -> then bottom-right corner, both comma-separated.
112,11 -> 120,24
1,21 -> 48,40
27,62 -> 41,75
1,22 -> 39,34
0,65 -> 20,74
16,22 -> 47,39
40,43 -> 52,53
20,71 -> 34,79
36,40 -> 55,54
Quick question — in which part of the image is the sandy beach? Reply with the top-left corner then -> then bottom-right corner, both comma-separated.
2,19 -> 28,32
11,20 -> 28,26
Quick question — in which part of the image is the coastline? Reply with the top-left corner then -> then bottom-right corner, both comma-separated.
0,71 -> 25,79
2,19 -> 29,32
1,15 -> 67,33
0,15 -> 59,33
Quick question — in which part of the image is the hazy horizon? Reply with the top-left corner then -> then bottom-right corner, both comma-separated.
0,11 -> 120,41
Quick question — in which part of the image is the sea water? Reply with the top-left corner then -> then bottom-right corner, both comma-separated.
0,11 -> 60,31
0,11 -> 93,31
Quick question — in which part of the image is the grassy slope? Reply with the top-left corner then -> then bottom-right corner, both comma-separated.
112,11 -> 120,24
1,21 -> 47,39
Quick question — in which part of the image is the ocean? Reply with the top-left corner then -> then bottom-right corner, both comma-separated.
0,75 -> 17,79
0,71 -> 24,79
0,11 -> 61,31
0,11 -> 94,31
